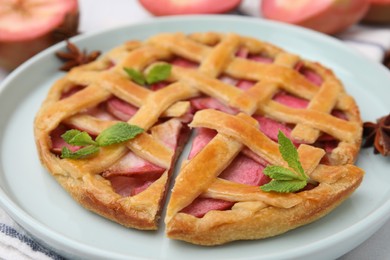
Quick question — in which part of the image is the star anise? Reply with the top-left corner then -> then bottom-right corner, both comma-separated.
362,113 -> 390,156
384,50 -> 390,70
55,40 -> 101,71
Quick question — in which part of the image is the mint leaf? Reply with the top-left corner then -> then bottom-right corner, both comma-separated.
145,64 -> 171,84
61,145 -> 99,159
124,64 -> 171,85
96,122 -> 144,147
277,131 -> 305,178
260,180 -> 307,193
60,123 -> 144,160
263,165 -> 304,181
124,67 -> 145,85
260,131 -> 309,193
61,129 -> 96,146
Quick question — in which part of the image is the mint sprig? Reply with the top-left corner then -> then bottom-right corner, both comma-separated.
60,122 -> 144,159
260,131 -> 309,193
123,64 -> 171,85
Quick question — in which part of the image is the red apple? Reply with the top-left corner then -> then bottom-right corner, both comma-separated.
0,0 -> 79,71
362,0 -> 390,23
139,0 -> 241,16
261,0 -> 370,34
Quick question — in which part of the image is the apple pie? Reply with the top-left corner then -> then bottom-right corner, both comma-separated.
34,32 -> 364,245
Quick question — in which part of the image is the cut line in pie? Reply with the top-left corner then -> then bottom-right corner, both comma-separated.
34,32 -> 364,245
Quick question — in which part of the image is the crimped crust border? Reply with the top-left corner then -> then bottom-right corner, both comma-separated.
166,165 -> 363,245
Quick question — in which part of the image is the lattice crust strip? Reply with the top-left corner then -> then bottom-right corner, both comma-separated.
34,32 -> 364,239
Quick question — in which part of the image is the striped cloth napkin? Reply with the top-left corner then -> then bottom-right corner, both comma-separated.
0,208 -> 64,260
0,0 -> 389,259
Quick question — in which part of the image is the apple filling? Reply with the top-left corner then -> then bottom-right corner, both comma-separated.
180,123 -> 321,218
60,85 -> 86,99
270,89 -> 348,161
180,128 -> 271,217
101,118 -> 189,197
294,61 -> 323,86
236,46 -> 275,64
50,48 -> 346,213
51,88 -> 190,197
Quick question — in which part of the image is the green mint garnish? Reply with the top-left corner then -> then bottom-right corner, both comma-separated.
95,122 -> 144,146
123,67 -> 145,85
61,145 -> 100,159
263,165 -> 305,181
260,131 -> 309,193
145,64 -> 172,84
60,123 -> 144,159
61,129 -> 96,146
123,64 -> 171,85
278,130 -> 305,180
260,179 -> 307,193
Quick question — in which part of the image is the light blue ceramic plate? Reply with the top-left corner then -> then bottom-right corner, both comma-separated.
0,15 -> 390,260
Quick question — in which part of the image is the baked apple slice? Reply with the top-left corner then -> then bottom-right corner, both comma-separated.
139,0 -> 241,16
261,0 -> 370,34
0,0 -> 79,70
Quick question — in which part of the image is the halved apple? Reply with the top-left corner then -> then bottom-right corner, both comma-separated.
0,0 -> 79,71
139,0 -> 241,16
261,0 -> 370,34
362,0 -> 390,23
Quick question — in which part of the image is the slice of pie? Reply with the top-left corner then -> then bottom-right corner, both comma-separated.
34,32 -> 364,243
34,43 -> 194,229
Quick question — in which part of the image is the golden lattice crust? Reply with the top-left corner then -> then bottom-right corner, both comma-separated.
34,32 -> 364,242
